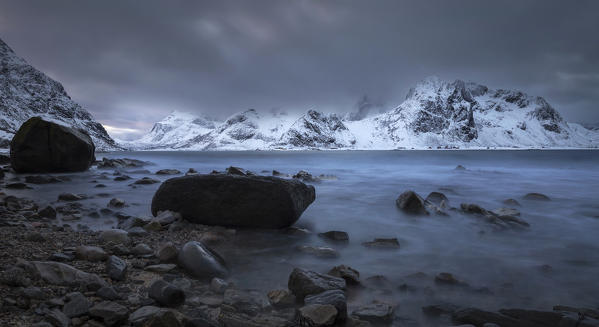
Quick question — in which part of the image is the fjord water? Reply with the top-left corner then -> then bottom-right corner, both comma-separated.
14,150 -> 599,321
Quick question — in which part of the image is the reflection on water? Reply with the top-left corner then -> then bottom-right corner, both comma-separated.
7,150 -> 599,322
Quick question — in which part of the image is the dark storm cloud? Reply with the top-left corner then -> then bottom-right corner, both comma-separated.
1,0 -> 598,138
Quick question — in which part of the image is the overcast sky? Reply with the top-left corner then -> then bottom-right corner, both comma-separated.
1,0 -> 598,139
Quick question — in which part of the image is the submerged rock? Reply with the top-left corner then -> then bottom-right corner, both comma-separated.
297,245 -> 340,258
156,169 -> 181,175
151,174 -> 316,228
362,238 -> 400,249
10,117 -> 95,173
523,193 -> 551,201
318,231 -> 349,242
96,157 -> 147,169
177,241 -> 228,279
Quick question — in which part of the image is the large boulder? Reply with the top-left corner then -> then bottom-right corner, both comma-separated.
151,174 -> 316,228
10,117 -> 95,173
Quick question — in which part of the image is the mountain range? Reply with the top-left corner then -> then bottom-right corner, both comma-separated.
1,36 -> 597,151
0,37 -> 118,151
123,77 -> 599,150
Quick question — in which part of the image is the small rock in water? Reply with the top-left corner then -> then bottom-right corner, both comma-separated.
455,165 -> 467,170
396,190 -> 429,215
297,304 -> 338,326
156,169 -> 181,175
362,238 -> 400,249
435,272 -> 467,286
148,279 -> 185,307
133,177 -> 160,185
114,175 -> 131,181
328,265 -> 360,285
523,192 -> 551,201
318,230 -> 349,242
185,168 -> 198,176
352,302 -> 394,324
267,289 -> 296,308
492,207 -> 521,216
108,198 -> 126,208
226,166 -> 253,176
425,191 -> 449,207
288,268 -> 346,300
297,245 -> 340,258
502,198 -> 521,206
293,170 -> 320,182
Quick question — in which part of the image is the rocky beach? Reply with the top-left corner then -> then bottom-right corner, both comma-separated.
1,118 -> 599,326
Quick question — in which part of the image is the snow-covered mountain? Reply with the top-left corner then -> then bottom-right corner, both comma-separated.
126,77 -> 599,150
0,37 -> 118,151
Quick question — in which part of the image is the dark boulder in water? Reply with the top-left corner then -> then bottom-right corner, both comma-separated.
396,190 -> 429,215
151,174 -> 316,228
10,117 -> 95,173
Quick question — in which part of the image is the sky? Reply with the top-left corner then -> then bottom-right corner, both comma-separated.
1,0 -> 598,140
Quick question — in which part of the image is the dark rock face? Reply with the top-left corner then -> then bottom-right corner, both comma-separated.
177,241 -> 228,279
151,174 -> 316,228
10,117 -> 95,173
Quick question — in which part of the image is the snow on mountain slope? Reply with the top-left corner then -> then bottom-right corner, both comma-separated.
128,77 -> 599,150
0,37 -> 118,151
177,109 -> 296,150
357,77 -> 599,149
279,110 -> 356,149
123,111 -> 217,150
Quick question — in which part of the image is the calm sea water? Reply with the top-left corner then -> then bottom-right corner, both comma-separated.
7,150 -> 599,323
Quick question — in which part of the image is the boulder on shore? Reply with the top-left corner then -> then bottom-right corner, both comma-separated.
10,117 -> 95,173
151,174 -> 316,228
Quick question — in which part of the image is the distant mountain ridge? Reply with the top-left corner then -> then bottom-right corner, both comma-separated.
125,76 -> 599,150
0,37 -> 118,151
